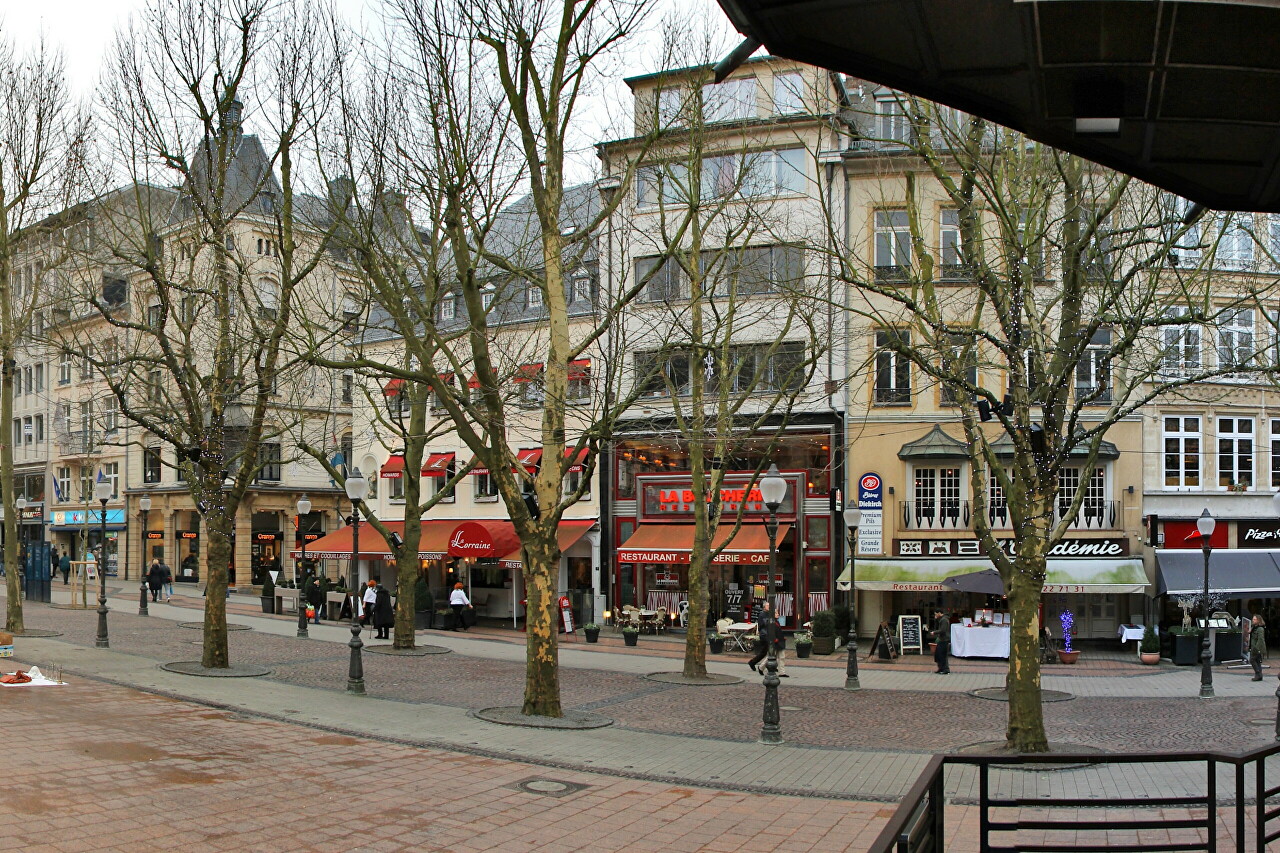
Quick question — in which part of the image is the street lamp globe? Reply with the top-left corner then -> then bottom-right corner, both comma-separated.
139,494 -> 152,513
759,464 -> 787,510
344,468 -> 366,502
843,507 -> 862,531
297,494 -> 311,516
94,478 -> 112,503
1196,508 -> 1216,538
15,496 -> 26,511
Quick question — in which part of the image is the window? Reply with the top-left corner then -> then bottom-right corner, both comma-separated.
874,329 -> 911,404
143,447 -> 162,484
940,209 -> 963,274
772,72 -> 805,115
1218,308 -> 1255,376
388,472 -> 404,500
705,245 -> 802,296
567,362 -> 591,401
79,400 -> 93,436
732,342 -> 806,393
100,396 -> 119,434
434,459 -> 457,503
101,273 -> 127,307
438,294 -> 456,321
181,296 -> 197,324
1169,196 -> 1201,264
702,77 -> 756,123
480,287 -> 494,311
147,303 -> 164,328
33,414 -> 42,443
99,338 -> 117,376
341,371 -> 353,404
1271,215 -> 1280,269
874,210 -> 911,279
257,278 -> 279,318
1058,466 -> 1108,528
1217,213 -> 1254,271
636,162 -> 690,207
635,349 -> 690,397
987,475 -> 1009,527
59,352 -> 72,385
564,464 -> 591,497
912,466 -> 963,528
1075,328 -> 1111,403
22,416 -> 32,445
636,256 -> 686,302
1160,307 -> 1201,377
79,347 -> 93,381
34,363 -> 43,393
940,333 -> 978,405
257,443 -> 282,482
474,469 -> 497,500
148,370 -> 163,404
634,344 -> 803,398
568,273 -> 592,306
430,375 -> 455,411
1270,419 -> 1280,489
526,283 -> 543,309
743,148 -> 805,196
1219,417 -> 1254,488
79,469 -> 94,502
103,462 -> 120,499
875,95 -> 910,143
56,467 -> 70,503
656,86 -> 685,128
23,366 -> 31,395
342,293 -> 360,329
517,366 -> 545,407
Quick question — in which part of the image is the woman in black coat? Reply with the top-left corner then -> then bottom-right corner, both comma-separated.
372,584 -> 394,639
305,579 -> 325,624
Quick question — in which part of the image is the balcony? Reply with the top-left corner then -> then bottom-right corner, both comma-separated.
986,499 -> 1120,530
58,430 -> 101,457
900,499 -> 1123,531
900,500 -> 970,530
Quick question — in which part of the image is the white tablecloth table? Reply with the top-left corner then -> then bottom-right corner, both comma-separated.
950,624 -> 1011,658
1117,624 -> 1146,643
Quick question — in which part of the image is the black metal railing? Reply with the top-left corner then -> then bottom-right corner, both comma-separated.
870,740 -> 1280,853
900,500 -> 970,530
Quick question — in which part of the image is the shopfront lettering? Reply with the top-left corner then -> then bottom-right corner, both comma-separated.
619,549 -> 771,565
449,531 -> 491,553
1240,522 -> 1280,546
890,583 -> 945,591
896,537 -> 1127,558
655,487 -> 766,514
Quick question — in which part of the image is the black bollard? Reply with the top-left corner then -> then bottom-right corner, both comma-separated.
139,582 -> 150,617
347,621 -> 365,695
760,650 -> 783,744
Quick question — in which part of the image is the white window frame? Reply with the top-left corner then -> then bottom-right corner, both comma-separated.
875,95 -> 909,143
910,465 -> 964,529
1075,328 -> 1111,403
874,329 -> 911,404
1218,416 -> 1254,489
1217,308 -> 1255,377
1217,213 -> 1255,271
772,72 -> 805,115
1160,307 -> 1201,377
940,209 -> 962,269
1164,415 -> 1201,490
526,283 -> 543,309
104,462 -> 120,500
1271,419 -> 1280,489
438,293 -> 456,321
474,469 -> 498,501
56,467 -> 71,503
874,210 -> 912,273
701,77 -> 757,123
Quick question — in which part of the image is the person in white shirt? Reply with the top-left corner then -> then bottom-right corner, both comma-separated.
362,579 -> 378,625
449,583 -> 471,631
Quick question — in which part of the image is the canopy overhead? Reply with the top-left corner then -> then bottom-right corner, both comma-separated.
717,0 -> 1280,212
289,520 -> 459,561
853,557 -> 1147,593
898,424 -> 968,460
942,568 -> 1005,596
498,519 -> 596,568
1155,549 -> 1280,598
618,523 -> 792,565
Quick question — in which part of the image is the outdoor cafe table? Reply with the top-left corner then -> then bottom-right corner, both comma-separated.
725,622 -> 758,652
950,623 -> 1011,658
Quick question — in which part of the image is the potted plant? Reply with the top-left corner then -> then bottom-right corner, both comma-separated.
622,625 -> 639,647
435,608 -> 456,631
1057,610 -> 1080,663
1170,626 -> 1203,666
260,572 -> 276,614
708,632 -> 725,654
1139,624 -> 1160,664
584,623 -> 601,643
811,609 -> 836,655
794,630 -> 813,659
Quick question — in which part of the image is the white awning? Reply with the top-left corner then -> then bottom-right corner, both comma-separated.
851,558 -> 1148,594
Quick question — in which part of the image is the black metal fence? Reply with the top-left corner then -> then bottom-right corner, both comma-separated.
870,742 -> 1280,852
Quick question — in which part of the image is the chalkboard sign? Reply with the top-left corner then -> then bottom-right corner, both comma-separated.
869,622 -> 899,660
898,615 -> 924,654
724,587 -> 745,619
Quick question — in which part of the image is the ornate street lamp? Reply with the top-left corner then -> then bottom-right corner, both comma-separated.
296,493 -> 311,639
344,470 -> 367,694
94,474 -> 113,648
843,507 -> 862,691
138,494 -> 152,616
1196,508 -> 1215,699
758,463 -> 787,745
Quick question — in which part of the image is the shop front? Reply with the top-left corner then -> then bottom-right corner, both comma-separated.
49,508 -> 125,576
176,530 -> 201,582
1154,518 -> 1280,627
250,512 -> 283,585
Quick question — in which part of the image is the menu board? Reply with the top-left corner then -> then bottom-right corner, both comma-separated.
724,587 -> 745,619
897,615 -> 923,654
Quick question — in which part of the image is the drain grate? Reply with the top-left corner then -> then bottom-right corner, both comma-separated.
511,777 -> 588,798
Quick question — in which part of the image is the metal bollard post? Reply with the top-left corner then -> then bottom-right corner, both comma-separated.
139,582 -> 150,617
760,650 -> 783,744
347,622 -> 365,695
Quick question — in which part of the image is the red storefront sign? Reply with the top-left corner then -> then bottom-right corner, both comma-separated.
617,549 -> 773,565
636,473 -> 802,522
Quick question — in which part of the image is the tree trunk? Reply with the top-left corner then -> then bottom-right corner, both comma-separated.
1004,546 -> 1048,752
200,507 -> 232,669
393,552 -> 416,650
521,537 -> 561,717
682,551 -> 709,678
1,348 -> 21,634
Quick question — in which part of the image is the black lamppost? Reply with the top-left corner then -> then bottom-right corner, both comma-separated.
758,464 -> 787,745
1196,508 -> 1215,699
15,496 -> 26,595
843,507 -> 862,691
94,475 -> 112,648
296,493 -> 311,639
138,494 -> 151,616
344,470 -> 366,695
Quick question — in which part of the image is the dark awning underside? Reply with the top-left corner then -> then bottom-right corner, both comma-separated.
1155,549 -> 1280,597
717,0 -> 1280,212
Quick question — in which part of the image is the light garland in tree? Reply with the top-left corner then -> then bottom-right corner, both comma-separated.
1060,610 -> 1075,652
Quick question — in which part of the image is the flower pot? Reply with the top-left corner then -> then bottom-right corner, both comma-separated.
812,636 -> 836,655
1057,649 -> 1080,665
414,611 -> 431,630
1140,651 -> 1160,665
1173,633 -> 1202,666
260,596 -> 274,614
708,637 -> 725,654
795,643 -> 812,659
584,627 -> 600,643
623,632 -> 638,647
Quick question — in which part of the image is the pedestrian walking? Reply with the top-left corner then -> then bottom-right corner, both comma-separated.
306,578 -> 324,624
449,583 -> 470,631
1250,614 -> 1267,681
933,609 -> 951,674
161,560 -> 174,601
373,583 -> 394,640
146,560 -> 165,602
362,579 -> 378,626
747,601 -> 787,675
58,550 -> 70,585
50,547 -> 59,580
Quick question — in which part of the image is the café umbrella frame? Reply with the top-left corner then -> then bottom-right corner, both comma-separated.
940,568 -> 1006,597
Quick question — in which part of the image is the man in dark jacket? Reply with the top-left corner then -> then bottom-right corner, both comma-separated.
747,601 -> 788,676
146,560 -> 165,602
1250,614 -> 1267,681
58,550 -> 70,585
933,610 -> 951,674
372,583 -> 394,640
306,578 -> 325,624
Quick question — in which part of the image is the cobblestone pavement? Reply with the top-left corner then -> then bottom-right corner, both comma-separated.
0,677 -> 900,853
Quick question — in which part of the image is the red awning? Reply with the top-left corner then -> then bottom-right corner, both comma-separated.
379,455 -> 406,479
421,452 -> 455,477
617,523 -> 791,565
288,520 -> 459,560
565,447 -> 589,472
447,520 -> 524,559
513,364 -> 543,382
569,358 -> 590,378
467,373 -> 482,389
383,378 -> 405,397
516,448 -> 543,471
499,519 -> 595,568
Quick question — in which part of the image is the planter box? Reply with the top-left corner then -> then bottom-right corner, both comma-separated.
584,628 -> 600,643
414,611 -> 431,630
260,596 -> 275,614
1173,633 -> 1202,666
623,632 -> 639,647
1214,632 -> 1243,663
708,638 -> 725,654
435,612 -> 457,631
794,644 -> 812,659
812,636 -> 836,655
